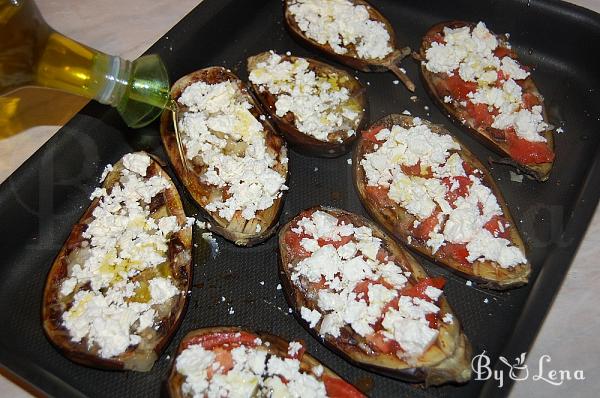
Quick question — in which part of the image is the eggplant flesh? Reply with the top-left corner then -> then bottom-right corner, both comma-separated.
42,153 -> 193,371
278,206 -> 472,386
247,51 -> 368,158
418,21 -> 554,181
353,114 -> 531,289
160,67 -> 288,246
166,327 -> 364,398
283,0 -> 415,91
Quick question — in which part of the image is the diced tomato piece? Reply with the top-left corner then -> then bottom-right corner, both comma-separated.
365,185 -> 393,207
411,211 -> 440,241
401,277 -> 446,301
484,215 -> 511,239
494,46 -> 517,59
284,230 -> 310,258
317,235 -> 352,249
323,376 -> 366,398
362,125 -> 385,143
442,176 -> 472,206
466,101 -> 494,128
186,331 -> 259,351
462,161 -> 480,176
401,160 -> 433,178
310,276 -> 328,291
496,69 -> 508,83
352,280 -> 372,300
365,332 -> 403,355
425,313 -> 439,329
522,92 -> 540,110
210,348 -> 234,376
440,243 -> 470,266
506,129 -> 555,164
445,72 -> 478,100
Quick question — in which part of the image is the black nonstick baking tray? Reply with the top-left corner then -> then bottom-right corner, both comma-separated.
1,0 -> 599,397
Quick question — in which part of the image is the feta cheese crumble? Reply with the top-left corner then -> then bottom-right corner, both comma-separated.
249,52 -> 359,142
60,153 -> 182,359
288,0 -> 393,60
424,22 -> 552,143
360,121 -> 527,268
288,210 -> 448,360
177,79 -> 288,221
176,337 -> 328,397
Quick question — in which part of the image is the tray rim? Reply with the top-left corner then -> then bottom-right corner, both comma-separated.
1,0 -> 599,397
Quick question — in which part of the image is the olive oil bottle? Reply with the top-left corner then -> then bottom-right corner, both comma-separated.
0,0 -> 172,137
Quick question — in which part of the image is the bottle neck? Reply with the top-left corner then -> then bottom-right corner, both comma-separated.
93,54 -> 132,107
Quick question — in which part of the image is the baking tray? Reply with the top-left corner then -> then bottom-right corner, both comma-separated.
1,0 -> 599,397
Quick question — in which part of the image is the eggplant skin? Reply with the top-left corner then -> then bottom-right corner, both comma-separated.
42,153 -> 193,371
166,327 -> 363,398
278,206 -> 472,386
283,0 -> 404,72
247,51 -> 369,158
354,114 -> 531,290
160,67 -> 288,247
418,21 -> 554,182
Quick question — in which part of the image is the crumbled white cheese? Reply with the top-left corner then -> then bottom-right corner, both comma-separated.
360,121 -> 527,269
60,154 -> 182,358
289,211 -> 442,361
178,80 -> 287,221
177,340 -> 328,397
288,0 -> 393,60
424,21 -> 551,143
249,52 -> 358,142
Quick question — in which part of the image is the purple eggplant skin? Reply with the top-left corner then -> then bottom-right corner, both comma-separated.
353,114 -> 531,290
247,51 -> 369,158
417,20 -> 554,181
42,153 -> 193,371
278,206 -> 472,386
283,0 -> 416,92
166,326 -> 366,398
160,67 -> 288,246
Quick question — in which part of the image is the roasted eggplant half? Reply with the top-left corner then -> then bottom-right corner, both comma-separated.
42,152 -> 192,371
160,67 -> 288,246
247,51 -> 368,158
278,206 -> 472,386
167,326 -> 366,397
283,0 -> 415,91
354,114 -> 531,289
418,21 -> 555,181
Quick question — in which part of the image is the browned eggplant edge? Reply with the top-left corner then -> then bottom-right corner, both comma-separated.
160,67 -> 288,246
417,20 -> 554,181
247,52 -> 369,158
165,326 -> 364,397
278,206 -> 472,385
353,114 -> 531,289
42,153 -> 193,371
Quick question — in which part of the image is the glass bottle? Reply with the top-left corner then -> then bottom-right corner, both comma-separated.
0,0 -> 172,137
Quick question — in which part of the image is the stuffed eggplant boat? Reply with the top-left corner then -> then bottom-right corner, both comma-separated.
160,67 -> 289,246
42,152 -> 192,371
354,114 -> 531,289
278,207 -> 472,386
167,327 -> 365,397
418,21 -> 555,181
248,51 -> 368,157
283,0 -> 415,91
